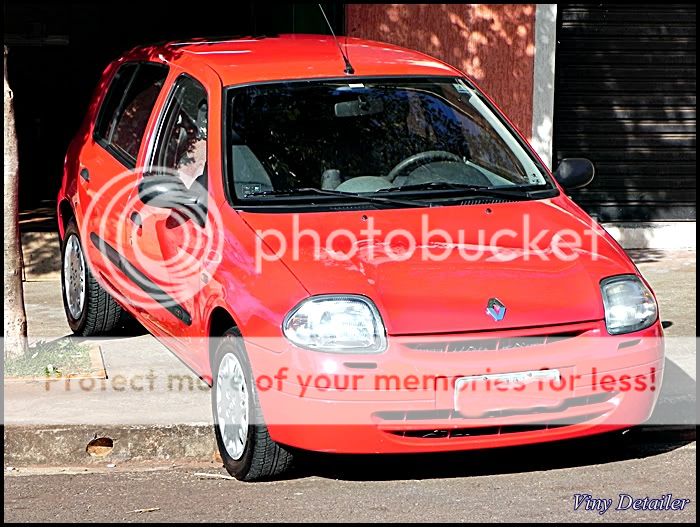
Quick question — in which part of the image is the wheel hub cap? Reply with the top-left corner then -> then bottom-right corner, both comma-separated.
63,234 -> 86,319
216,353 -> 250,460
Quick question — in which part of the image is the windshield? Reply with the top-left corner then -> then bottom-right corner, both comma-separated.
225,77 -> 555,206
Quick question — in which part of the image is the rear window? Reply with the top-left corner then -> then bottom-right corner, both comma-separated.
94,62 -> 168,166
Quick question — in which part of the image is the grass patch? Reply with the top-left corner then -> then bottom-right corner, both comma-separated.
4,339 -> 93,378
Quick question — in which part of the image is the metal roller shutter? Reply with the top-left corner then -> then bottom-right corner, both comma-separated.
553,4 -> 696,221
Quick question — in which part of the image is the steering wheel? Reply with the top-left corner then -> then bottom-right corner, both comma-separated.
386,150 -> 464,182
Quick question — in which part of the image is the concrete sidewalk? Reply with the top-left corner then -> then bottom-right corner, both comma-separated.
4,250 -> 696,466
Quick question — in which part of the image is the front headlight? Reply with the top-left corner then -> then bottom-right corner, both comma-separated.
600,275 -> 658,335
283,295 -> 387,353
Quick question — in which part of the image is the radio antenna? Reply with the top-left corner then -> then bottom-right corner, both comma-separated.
318,4 -> 354,74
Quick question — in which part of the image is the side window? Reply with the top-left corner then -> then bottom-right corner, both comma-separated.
152,75 -> 208,189
94,62 -> 168,166
94,64 -> 137,142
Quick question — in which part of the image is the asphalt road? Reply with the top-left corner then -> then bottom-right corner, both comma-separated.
4,427 -> 696,523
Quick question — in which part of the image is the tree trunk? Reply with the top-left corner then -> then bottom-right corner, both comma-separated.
4,45 -> 28,359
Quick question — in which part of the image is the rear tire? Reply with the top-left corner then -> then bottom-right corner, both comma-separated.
212,328 -> 294,481
61,219 -> 131,336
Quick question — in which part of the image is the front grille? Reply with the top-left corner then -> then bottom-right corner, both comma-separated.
455,197 -> 514,206
374,391 -> 616,423
404,330 -> 585,353
386,411 -> 606,439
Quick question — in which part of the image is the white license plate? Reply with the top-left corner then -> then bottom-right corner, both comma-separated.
454,369 -> 562,415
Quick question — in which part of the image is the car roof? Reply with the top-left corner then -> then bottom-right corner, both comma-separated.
127,34 -> 461,86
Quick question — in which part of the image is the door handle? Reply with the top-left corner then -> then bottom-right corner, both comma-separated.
129,211 -> 142,227
80,168 -> 90,182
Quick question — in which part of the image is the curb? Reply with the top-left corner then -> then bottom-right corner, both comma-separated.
3,423 -> 694,468
3,424 -> 218,467
601,222 -> 696,250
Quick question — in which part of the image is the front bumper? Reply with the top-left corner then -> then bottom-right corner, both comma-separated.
245,320 -> 664,453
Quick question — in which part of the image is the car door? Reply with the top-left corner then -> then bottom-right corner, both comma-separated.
79,62 -> 168,304
126,74 -> 212,342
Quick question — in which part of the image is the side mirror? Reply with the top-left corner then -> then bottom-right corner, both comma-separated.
138,175 -> 206,225
554,158 -> 595,190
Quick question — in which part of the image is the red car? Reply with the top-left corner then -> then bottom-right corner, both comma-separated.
57,35 -> 663,480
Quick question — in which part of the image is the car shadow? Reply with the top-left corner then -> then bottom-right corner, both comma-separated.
647,356 -> 697,425
290,356 -> 696,482
61,319 -> 149,341
290,425 -> 695,482
625,249 -> 669,264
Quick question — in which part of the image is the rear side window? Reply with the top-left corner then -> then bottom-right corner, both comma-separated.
94,62 -> 168,166
152,75 -> 209,182
94,64 -> 137,143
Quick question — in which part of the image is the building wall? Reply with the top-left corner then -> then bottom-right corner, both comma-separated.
345,3 -> 536,138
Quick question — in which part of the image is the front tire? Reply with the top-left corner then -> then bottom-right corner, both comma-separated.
212,328 -> 294,481
61,219 -> 131,336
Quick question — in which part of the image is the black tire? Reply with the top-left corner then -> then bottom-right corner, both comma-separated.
212,328 -> 294,481
61,219 -> 131,336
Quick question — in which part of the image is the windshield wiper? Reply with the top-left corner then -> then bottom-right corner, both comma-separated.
377,182 -> 535,200
245,187 -> 432,208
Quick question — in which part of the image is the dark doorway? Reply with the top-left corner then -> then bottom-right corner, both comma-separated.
553,4 -> 696,221
3,1 -> 344,211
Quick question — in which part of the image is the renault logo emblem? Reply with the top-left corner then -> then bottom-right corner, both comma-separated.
486,298 -> 506,321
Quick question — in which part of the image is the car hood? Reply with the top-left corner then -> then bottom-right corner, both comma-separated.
240,198 -> 635,335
